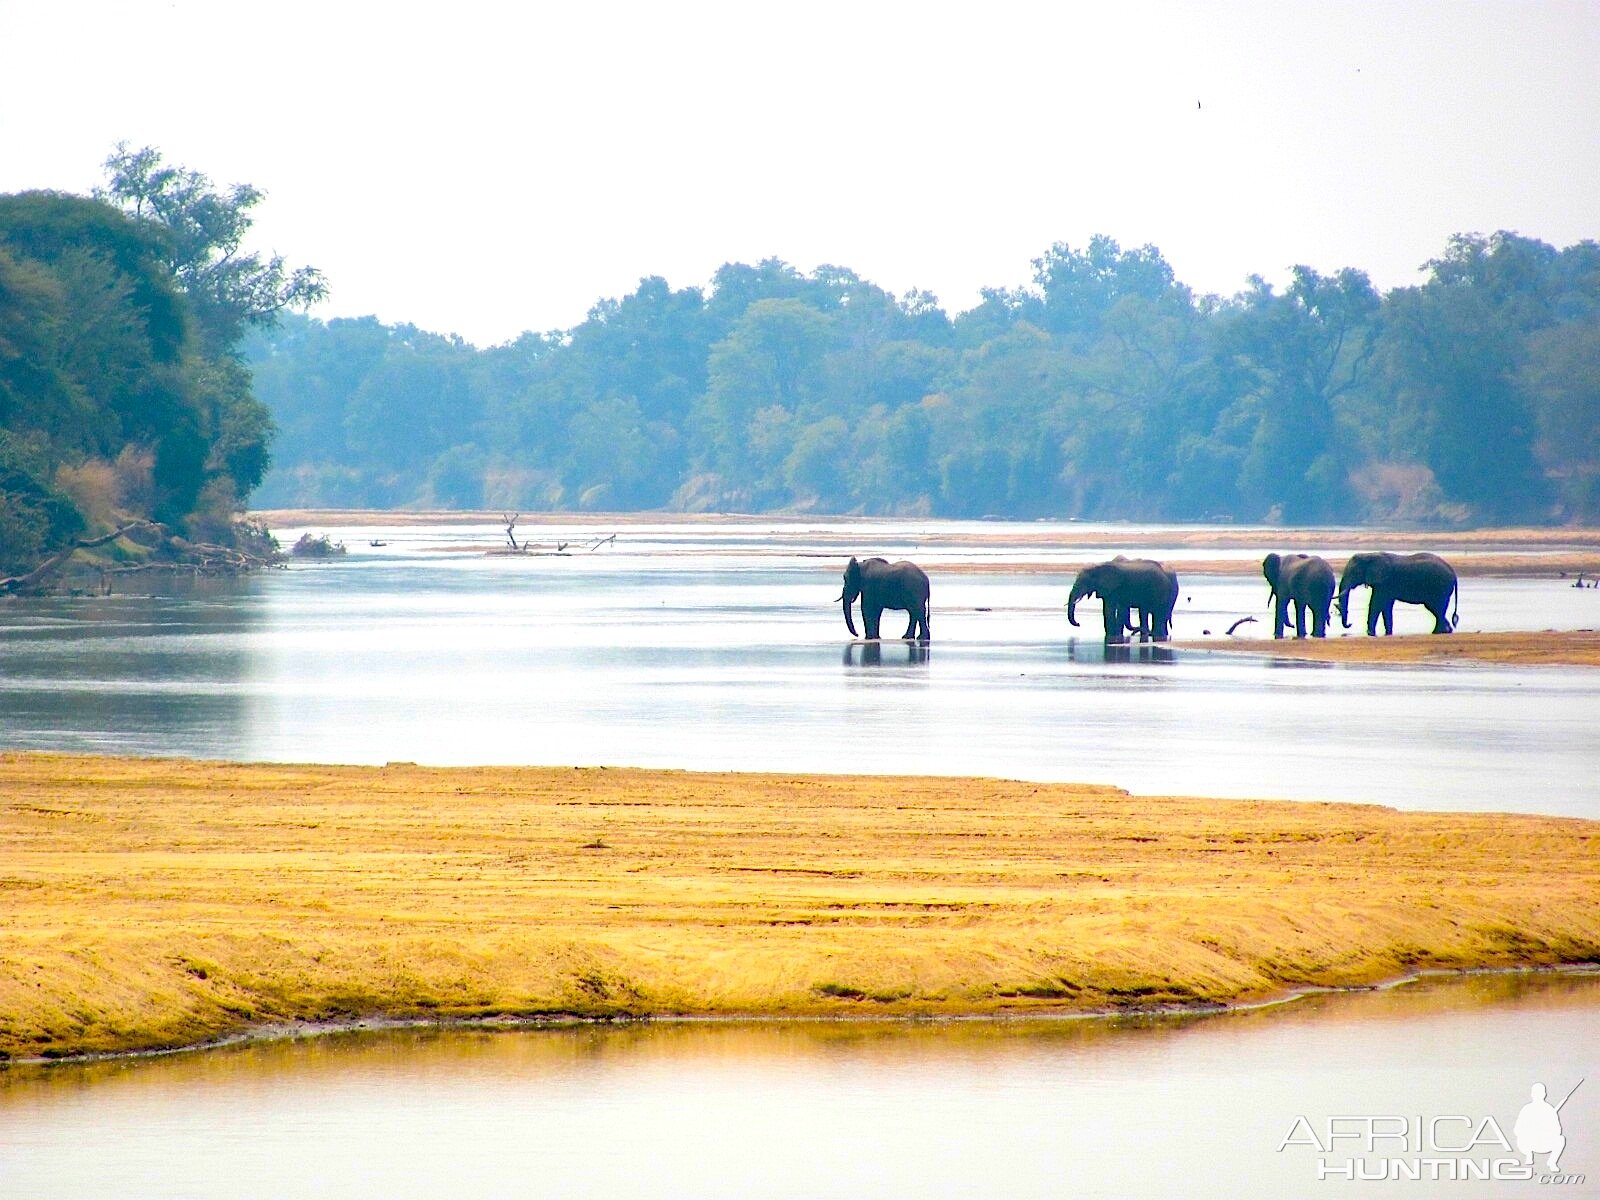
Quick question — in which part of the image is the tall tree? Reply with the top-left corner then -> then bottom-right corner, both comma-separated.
100,143 -> 327,354
1231,266 -> 1380,522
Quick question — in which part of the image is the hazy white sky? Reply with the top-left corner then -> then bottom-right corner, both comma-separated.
3,1 -> 1597,345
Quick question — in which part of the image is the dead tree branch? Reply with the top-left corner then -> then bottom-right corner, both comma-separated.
0,521 -> 156,595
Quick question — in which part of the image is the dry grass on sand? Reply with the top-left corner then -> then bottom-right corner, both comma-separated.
2,754 -> 1596,1061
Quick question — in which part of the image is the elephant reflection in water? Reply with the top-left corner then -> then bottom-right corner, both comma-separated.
843,641 -> 931,667
1070,640 -> 1176,665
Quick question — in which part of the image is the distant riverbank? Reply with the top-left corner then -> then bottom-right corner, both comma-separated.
250,510 -> 1600,579
3,753 -> 1596,1062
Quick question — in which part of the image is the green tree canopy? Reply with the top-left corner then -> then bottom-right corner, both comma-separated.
100,143 -> 327,354
244,233 -> 1600,525
0,147 -> 323,578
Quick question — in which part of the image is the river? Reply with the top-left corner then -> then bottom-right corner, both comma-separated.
1,518 -> 1596,1199
0,518 -> 1594,814
1,971 -> 1594,1199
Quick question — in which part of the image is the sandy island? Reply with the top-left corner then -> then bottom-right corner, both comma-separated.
1189,629 -> 1600,667
2,753 -> 1595,1062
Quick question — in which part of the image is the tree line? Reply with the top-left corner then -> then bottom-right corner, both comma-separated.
0,146 -> 324,578
4,142 -> 1597,587
250,232 -> 1599,525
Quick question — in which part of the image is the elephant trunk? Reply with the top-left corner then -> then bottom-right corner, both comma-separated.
1066,579 -> 1088,627
1335,588 -> 1351,629
842,591 -> 859,638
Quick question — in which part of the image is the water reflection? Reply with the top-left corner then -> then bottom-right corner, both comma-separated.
842,640 -> 932,667
1060,638 -> 1179,666
0,583 -> 265,759
2,971 -> 1595,1200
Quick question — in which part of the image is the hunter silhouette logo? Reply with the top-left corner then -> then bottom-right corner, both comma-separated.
1515,1080 -> 1581,1173
1278,1077 -> 1587,1184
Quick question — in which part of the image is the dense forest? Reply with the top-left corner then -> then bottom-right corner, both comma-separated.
250,232 -> 1600,525
0,146 -> 323,580
4,145 -> 1598,590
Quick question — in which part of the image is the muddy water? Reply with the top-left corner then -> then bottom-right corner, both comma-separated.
1,972 -> 1595,1200
0,519 -> 1595,814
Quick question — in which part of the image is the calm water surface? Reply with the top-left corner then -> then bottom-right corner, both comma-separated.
1,972 -> 1596,1200
0,519 -> 1594,814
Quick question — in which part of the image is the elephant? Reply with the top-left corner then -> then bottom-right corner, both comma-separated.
840,556 -> 931,641
1067,557 -> 1180,643
1336,551 -> 1459,635
1262,552 -> 1336,639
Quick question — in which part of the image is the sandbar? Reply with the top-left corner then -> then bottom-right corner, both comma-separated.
2,753 -> 1595,1062
1188,629 -> 1600,667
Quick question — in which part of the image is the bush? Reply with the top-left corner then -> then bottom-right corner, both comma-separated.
289,532 -> 346,558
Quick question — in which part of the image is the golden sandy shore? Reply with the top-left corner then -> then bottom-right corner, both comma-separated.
1189,630 -> 1600,667
2,753 -> 1596,1061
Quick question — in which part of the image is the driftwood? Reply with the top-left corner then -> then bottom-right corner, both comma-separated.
484,531 -> 614,558
0,521 -> 155,595
100,543 -> 270,578
1,520 -> 284,596
1225,615 -> 1258,636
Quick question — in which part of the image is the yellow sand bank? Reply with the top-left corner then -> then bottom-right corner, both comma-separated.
2,754 -> 1596,1060
1190,629 -> 1600,667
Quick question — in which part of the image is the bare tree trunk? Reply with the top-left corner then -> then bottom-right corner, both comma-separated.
0,521 -> 155,595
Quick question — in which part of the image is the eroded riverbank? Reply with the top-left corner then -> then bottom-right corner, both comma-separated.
3,753 -> 1596,1061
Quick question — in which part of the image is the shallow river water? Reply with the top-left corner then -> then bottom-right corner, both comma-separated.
1,972 -> 1595,1200
0,518 -> 1595,815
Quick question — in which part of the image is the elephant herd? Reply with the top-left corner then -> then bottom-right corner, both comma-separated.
840,551 -> 1461,645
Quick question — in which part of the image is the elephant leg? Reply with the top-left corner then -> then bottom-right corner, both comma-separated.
918,603 -> 931,641
1294,601 -> 1308,639
1311,606 -> 1327,638
901,612 -> 917,639
1366,596 -> 1380,636
1380,602 -> 1395,636
864,604 -> 883,640
1103,604 -> 1125,643
1273,599 -> 1289,640
1429,602 -> 1452,634
1126,604 -> 1152,643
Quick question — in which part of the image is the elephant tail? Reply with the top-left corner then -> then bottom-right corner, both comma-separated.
1451,580 -> 1460,631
